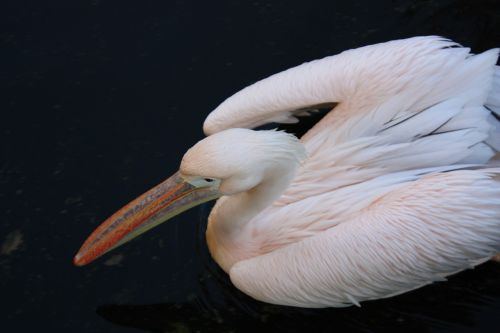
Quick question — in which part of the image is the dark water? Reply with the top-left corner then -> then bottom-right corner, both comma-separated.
2,0 -> 500,332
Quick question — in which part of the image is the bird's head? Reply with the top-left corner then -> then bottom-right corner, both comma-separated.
73,128 -> 304,266
181,128 -> 305,194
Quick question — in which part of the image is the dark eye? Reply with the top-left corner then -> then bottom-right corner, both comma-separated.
204,178 -> 214,183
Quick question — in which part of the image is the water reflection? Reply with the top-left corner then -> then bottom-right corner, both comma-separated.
97,261 -> 500,332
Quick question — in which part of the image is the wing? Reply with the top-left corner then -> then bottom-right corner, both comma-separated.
230,169 -> 500,308
206,37 -> 500,306
204,36 -> 496,135
204,36 -> 500,205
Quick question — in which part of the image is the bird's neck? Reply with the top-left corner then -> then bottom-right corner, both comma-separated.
206,167 -> 296,272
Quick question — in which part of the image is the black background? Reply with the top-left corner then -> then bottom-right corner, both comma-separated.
2,0 -> 500,332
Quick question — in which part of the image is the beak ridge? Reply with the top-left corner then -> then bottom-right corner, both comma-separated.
74,171 -> 220,266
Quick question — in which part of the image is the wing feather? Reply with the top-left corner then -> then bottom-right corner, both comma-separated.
278,43 -> 498,205
204,36 -> 463,135
205,36 -> 498,204
231,170 -> 500,307
206,38 -> 500,307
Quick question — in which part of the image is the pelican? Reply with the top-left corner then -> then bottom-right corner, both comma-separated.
74,36 -> 500,308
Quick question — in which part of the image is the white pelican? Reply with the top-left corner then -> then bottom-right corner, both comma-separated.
74,36 -> 500,308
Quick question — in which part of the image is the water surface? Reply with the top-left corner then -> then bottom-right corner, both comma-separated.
2,0 -> 500,331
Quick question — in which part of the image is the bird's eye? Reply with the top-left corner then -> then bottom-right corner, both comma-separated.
185,177 -> 219,188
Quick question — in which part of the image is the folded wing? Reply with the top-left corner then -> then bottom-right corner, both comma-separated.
230,170 -> 500,307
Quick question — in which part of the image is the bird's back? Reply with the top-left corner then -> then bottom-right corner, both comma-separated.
228,37 -> 500,256
204,37 -> 500,307
279,37 -> 499,205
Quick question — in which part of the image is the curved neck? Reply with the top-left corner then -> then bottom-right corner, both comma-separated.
217,171 -> 293,230
206,166 -> 296,271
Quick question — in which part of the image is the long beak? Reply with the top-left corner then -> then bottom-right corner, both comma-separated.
73,171 -> 220,266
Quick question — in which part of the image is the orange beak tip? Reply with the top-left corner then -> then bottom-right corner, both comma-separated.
73,255 -> 83,267
73,252 -> 87,267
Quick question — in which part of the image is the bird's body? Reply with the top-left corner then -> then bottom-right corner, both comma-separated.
75,36 -> 500,308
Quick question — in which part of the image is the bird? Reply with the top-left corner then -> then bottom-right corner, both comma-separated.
74,36 -> 500,308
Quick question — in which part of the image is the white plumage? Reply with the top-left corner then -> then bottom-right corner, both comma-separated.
75,36 -> 500,308
202,36 -> 500,307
